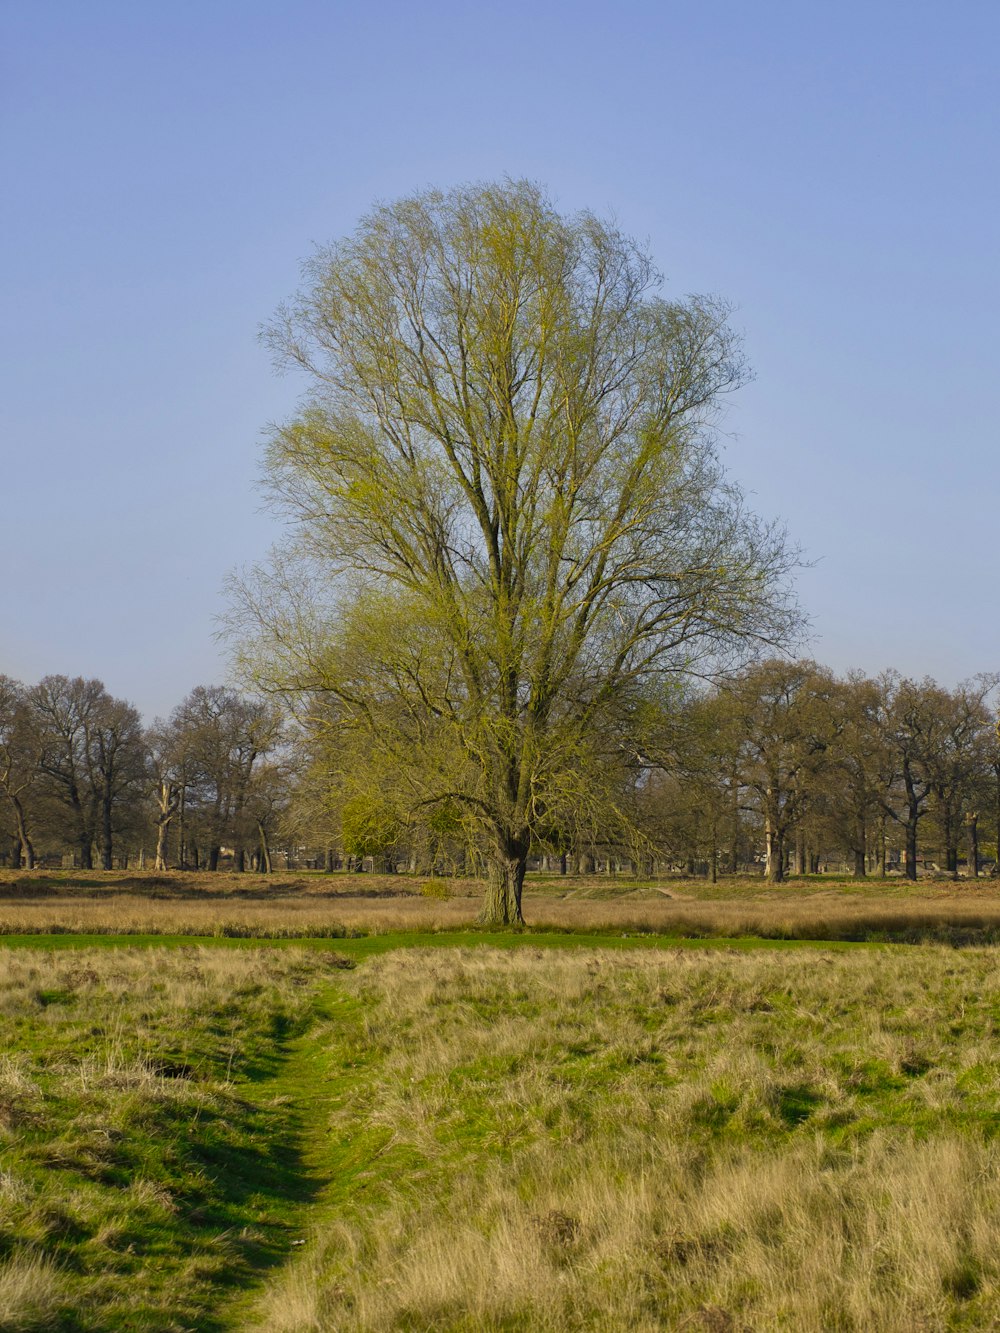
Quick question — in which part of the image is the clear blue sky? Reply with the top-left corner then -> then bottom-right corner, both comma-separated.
3,1 -> 998,719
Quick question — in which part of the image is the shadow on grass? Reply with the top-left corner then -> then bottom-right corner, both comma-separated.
30,1022 -> 333,1333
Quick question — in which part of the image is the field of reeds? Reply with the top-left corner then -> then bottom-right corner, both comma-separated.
3,868 -> 1000,945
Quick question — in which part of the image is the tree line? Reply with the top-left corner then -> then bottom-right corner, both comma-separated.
2,662 -> 997,882
0,676 -> 283,872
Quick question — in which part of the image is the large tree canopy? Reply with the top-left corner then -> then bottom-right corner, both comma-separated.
231,180 -> 799,923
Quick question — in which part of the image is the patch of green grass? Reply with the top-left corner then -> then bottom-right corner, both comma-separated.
0,929 -> 875,957
0,948 -> 351,1331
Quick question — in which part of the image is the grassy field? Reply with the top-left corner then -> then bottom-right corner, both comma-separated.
5,872 -> 1000,1328
3,934 -> 1000,1329
257,944 -> 1000,1332
0,946 -> 349,1331
3,868 -> 1000,944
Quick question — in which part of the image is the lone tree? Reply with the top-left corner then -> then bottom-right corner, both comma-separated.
232,181 -> 798,924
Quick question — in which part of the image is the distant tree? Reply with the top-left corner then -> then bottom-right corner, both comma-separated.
924,677 -> 996,878
0,676 -> 41,869
730,660 -> 838,883
169,687 -> 281,870
658,690 -> 744,880
26,676 -> 146,870
230,180 -> 799,923
243,759 -> 290,873
146,723 -> 184,871
826,673 -> 894,878
882,676 -> 955,881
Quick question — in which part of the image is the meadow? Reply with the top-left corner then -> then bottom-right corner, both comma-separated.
3,868 -> 1000,944
3,875 -> 1000,1329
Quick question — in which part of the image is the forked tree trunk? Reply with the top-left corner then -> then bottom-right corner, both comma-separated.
258,821 -> 272,874
154,781 -> 180,871
154,819 -> 170,872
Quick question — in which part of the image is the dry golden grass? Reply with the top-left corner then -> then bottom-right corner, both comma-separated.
0,1251 -> 65,1332
254,945 -> 1000,1331
2,869 -> 1000,942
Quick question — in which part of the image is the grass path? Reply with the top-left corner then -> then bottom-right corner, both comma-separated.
207,931 -> 881,1327
219,975 -> 414,1331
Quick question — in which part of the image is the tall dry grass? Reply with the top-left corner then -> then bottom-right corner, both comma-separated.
0,1252 -> 65,1332
255,946 -> 1000,1331
3,884 -> 1000,942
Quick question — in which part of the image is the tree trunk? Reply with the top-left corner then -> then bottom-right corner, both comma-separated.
99,776 -> 114,871
480,836 -> 528,926
793,834 -> 806,876
968,814 -> 979,880
258,821 -> 272,874
9,797 -> 34,870
176,770 -> 188,869
944,801 -> 959,877
154,818 -> 170,871
902,758 -> 921,881
208,845 -> 220,871
853,848 -> 866,878
765,809 -> 784,883
905,818 -> 918,881
325,847 -> 335,873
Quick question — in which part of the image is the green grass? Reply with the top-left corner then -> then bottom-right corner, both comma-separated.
0,929 -> 875,957
0,948 -> 351,1331
246,945 -> 1000,1331
6,931 -> 1000,1330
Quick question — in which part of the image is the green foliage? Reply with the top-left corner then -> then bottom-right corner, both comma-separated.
420,879 -> 452,900
339,794 -> 402,861
231,180 -> 799,922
